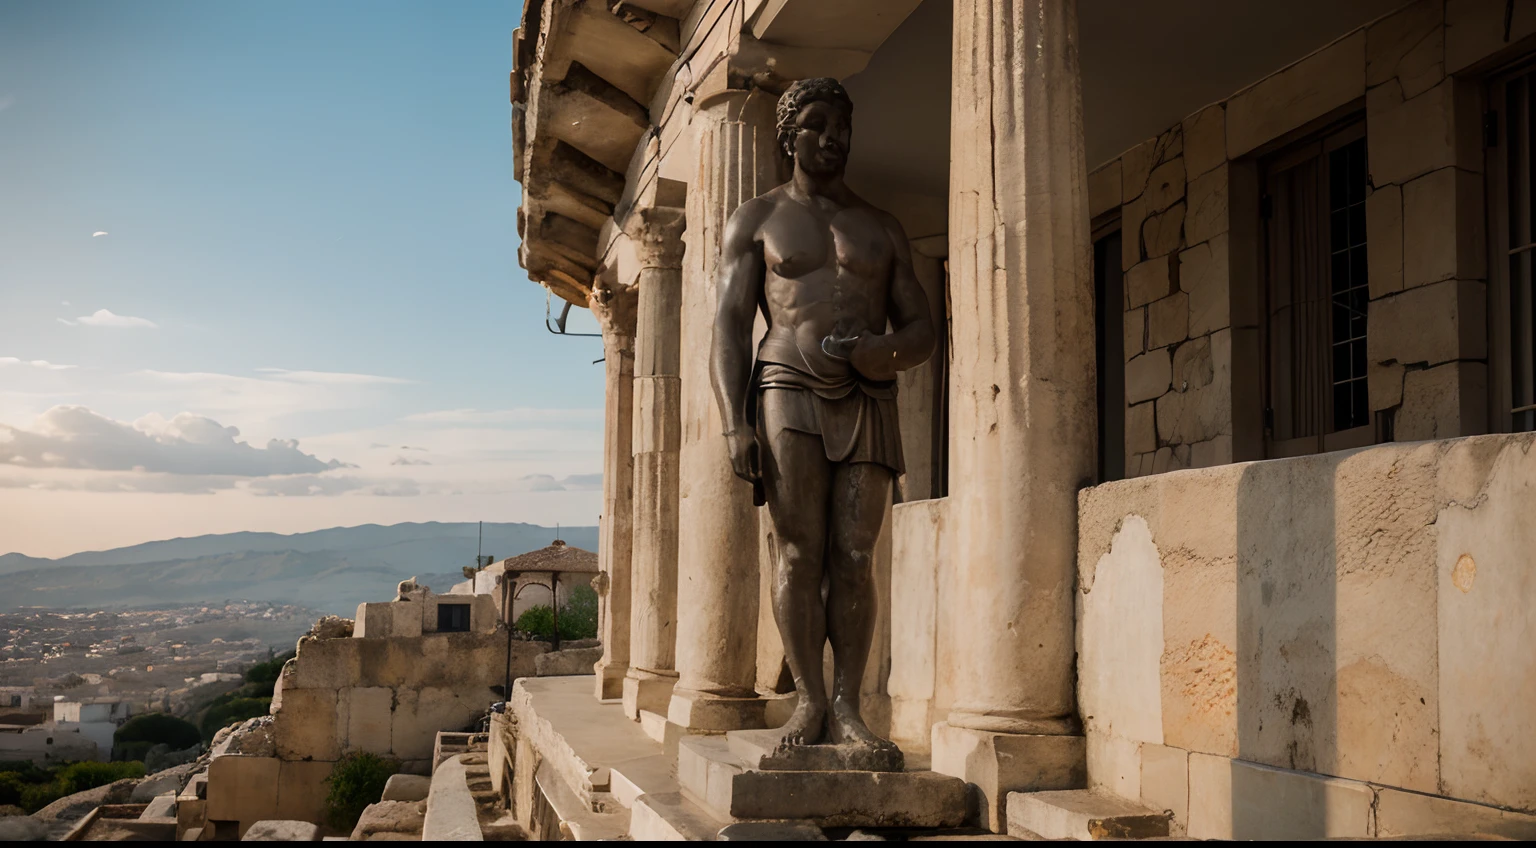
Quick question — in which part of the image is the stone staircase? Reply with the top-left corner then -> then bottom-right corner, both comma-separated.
430,731 -> 529,841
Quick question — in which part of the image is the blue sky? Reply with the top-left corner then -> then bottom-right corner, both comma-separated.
0,0 -> 606,556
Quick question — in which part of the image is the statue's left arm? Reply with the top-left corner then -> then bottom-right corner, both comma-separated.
849,216 -> 936,382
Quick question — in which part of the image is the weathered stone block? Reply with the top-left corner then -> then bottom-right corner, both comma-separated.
1121,137 -> 1158,203
1121,197 -> 1146,271
1180,235 -> 1229,337
342,686 -> 394,755
1182,105 -> 1225,179
1139,744 -> 1189,832
1147,292 -> 1189,350
1369,360 -> 1406,411
272,688 -> 340,761
1125,349 -> 1171,405
1368,80 -> 1455,186
1141,202 -> 1184,260
1366,183 -> 1404,298
930,722 -> 1087,832
1397,361 -> 1487,440
1188,435 -> 1230,468
206,756 -> 280,826
1403,167 -> 1485,288
667,688 -> 764,731
1143,159 -> 1185,214
1126,256 -> 1173,309
622,671 -> 676,720
1150,446 -> 1186,474
275,760 -> 332,825
1080,516 -> 1164,760
1006,789 -> 1170,840
1368,279 -> 1487,367
1376,787 -> 1536,839
1154,330 -> 1231,446
241,820 -> 319,841
1187,755 -> 1373,840
1227,31 -> 1365,159
1184,166 -> 1227,246
1434,434 -> 1536,812
1172,335 -> 1214,394
535,645 -> 603,677
1088,160 -> 1122,219
1366,0 -> 1444,98
286,637 -> 360,691
1123,306 -> 1145,360
1125,402 -> 1156,457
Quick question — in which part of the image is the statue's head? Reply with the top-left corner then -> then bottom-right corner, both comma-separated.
776,77 -> 853,177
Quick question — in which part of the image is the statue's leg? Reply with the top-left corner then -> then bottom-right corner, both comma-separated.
760,390 -> 833,749
825,459 -> 894,749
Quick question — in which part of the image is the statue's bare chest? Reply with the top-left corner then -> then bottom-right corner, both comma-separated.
760,201 -> 891,283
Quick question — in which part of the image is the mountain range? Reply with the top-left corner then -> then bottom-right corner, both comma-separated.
0,522 -> 598,615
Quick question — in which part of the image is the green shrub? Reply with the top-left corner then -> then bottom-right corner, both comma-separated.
55,760 -> 143,794
115,713 -> 201,752
323,752 -> 400,831
243,651 -> 293,698
199,696 -> 271,744
514,584 -> 599,641
0,773 -> 24,807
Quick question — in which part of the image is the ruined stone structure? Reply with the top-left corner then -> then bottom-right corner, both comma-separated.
504,0 -> 1536,840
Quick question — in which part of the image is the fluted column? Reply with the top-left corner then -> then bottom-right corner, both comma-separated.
930,0 -> 1094,830
622,206 -> 687,720
589,279 -> 639,701
667,86 -> 779,731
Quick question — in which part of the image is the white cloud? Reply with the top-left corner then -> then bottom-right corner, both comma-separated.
389,456 -> 431,466
515,472 -> 602,492
0,406 -> 348,476
61,309 -> 158,329
403,408 -> 601,426
244,475 -> 421,498
254,368 -> 412,386
92,231 -> 108,238
0,358 -> 75,371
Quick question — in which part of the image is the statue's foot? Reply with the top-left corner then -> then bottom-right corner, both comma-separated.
774,697 -> 826,750
828,698 -> 897,751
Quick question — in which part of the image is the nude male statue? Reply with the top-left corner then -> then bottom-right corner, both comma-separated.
710,78 -> 936,764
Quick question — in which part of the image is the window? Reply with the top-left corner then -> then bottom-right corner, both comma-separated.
1094,226 -> 1125,481
436,603 -> 471,633
1260,121 -> 1373,457
1489,62 -> 1536,433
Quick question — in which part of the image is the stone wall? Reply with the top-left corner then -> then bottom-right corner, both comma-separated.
1076,432 -> 1536,838
270,630 -> 546,770
1087,0 -> 1531,477
355,592 -> 499,638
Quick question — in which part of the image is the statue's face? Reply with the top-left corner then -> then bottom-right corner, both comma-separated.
791,99 -> 851,177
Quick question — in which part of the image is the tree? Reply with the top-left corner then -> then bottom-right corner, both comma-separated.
115,713 -> 200,752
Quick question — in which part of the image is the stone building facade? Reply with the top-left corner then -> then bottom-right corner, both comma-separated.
508,0 -> 1535,839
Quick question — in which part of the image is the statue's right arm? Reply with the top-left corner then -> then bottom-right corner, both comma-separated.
709,199 -> 769,460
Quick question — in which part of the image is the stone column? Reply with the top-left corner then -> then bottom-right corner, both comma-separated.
623,206 -> 688,720
667,87 -> 779,731
930,0 -> 1094,831
589,279 -> 639,701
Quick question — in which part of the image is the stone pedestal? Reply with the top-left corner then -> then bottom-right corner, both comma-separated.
589,278 -> 639,701
678,735 -> 967,828
934,0 -> 1095,830
625,206 -> 688,713
669,87 -> 779,729
726,728 -> 902,773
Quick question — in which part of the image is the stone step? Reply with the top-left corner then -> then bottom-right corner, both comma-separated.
631,791 -> 730,841
609,753 -> 677,810
1006,790 -> 1170,841
533,759 -> 629,841
678,735 -> 968,828
638,708 -> 683,756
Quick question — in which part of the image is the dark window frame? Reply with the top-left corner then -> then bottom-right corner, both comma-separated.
1092,217 -> 1125,482
1487,58 -> 1536,434
436,603 -> 471,633
1259,118 -> 1376,458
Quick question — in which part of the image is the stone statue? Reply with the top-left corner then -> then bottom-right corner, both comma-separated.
710,77 -> 936,768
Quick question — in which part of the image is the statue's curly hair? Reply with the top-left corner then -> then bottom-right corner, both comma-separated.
775,77 -> 853,161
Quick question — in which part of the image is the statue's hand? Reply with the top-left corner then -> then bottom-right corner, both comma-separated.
849,334 -> 899,382
725,429 -> 761,485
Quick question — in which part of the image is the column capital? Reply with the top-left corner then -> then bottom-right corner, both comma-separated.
588,276 -> 639,344
625,206 -> 687,271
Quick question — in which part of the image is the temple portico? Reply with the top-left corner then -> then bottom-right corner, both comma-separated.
507,0 -> 1536,840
